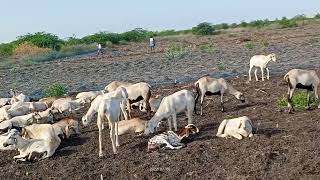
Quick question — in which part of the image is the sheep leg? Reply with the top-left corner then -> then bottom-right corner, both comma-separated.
110,122 -> 117,154
172,114 -> 177,132
167,117 -> 172,131
187,104 -> 193,125
266,67 -> 270,80
115,121 -> 120,147
314,85 -> 320,108
254,68 -> 258,81
306,90 -> 311,110
194,92 -> 199,114
232,133 -> 243,140
163,142 -> 183,150
287,88 -> 295,113
127,101 -> 132,119
200,94 -> 205,116
248,66 -> 252,81
261,67 -> 265,81
220,93 -> 225,112
97,114 -> 104,157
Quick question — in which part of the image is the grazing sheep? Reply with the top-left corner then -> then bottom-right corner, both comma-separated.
216,116 -> 253,140
8,102 -> 48,118
117,118 -> 147,135
147,124 -> 199,152
123,82 -> 152,118
104,81 -> 133,92
82,87 -> 129,126
144,89 -> 195,135
3,129 -> 60,161
76,90 -> 105,103
0,98 -> 11,108
194,76 -> 245,115
96,97 -> 125,156
248,53 -> 276,81
284,69 -> 320,112
0,108 -> 54,131
139,95 -> 163,113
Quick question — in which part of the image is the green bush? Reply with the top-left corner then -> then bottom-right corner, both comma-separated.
0,43 -> 15,57
192,22 -> 215,35
44,83 -> 66,97
245,42 -> 254,49
16,32 -> 63,51
165,43 -> 191,60
279,17 -> 298,28
277,91 -> 317,111
315,13 -> 320,19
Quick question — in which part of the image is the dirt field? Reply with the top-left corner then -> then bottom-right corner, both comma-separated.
0,23 -> 320,179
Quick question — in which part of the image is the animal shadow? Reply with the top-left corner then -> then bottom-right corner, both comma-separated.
58,136 -> 89,150
255,127 -> 286,138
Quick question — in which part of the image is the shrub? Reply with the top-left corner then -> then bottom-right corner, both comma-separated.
192,22 -> 215,35
240,21 -> 248,27
276,91 -> 317,111
16,32 -> 63,51
165,43 -> 191,60
315,13 -> 320,19
279,17 -> 298,28
245,42 -> 254,49
44,83 -> 66,97
0,43 -> 15,57
199,44 -> 215,54
13,42 -> 51,59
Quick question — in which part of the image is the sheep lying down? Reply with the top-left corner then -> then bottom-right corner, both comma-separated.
147,124 -> 199,152
216,116 -> 253,140
0,131 -> 15,150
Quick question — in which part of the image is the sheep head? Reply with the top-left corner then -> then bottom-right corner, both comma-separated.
268,53 -> 276,62
235,92 -> 245,103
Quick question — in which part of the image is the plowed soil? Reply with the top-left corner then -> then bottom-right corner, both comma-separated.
0,23 -> 320,180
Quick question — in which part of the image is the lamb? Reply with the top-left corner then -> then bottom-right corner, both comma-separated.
117,118 -> 147,135
248,53 -> 276,81
3,129 -> 60,161
9,89 -> 30,104
139,95 -> 163,113
76,90 -> 105,103
0,98 -> 11,108
216,116 -> 253,140
82,87 -> 129,126
96,97 -> 126,156
194,76 -> 245,115
104,81 -> 133,92
284,69 -> 320,113
123,82 -> 152,118
144,89 -> 195,135
0,108 -> 54,131
147,124 -> 199,152
7,102 -> 48,118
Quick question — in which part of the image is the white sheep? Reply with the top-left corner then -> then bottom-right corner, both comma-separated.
216,116 -> 253,140
3,128 -> 60,161
96,97 -> 125,156
52,118 -> 81,139
0,108 -> 54,131
0,105 -> 12,122
194,76 -> 245,115
82,87 -> 129,126
104,81 -> 133,92
51,98 -> 84,114
144,89 -> 195,135
248,53 -> 276,81
7,102 -> 48,118
0,131 -> 15,150
39,96 -> 63,108
139,95 -> 163,113
147,124 -> 199,152
284,69 -> 320,112
123,82 -> 152,118
9,89 -> 30,104
117,118 -> 146,135
76,90 -> 105,103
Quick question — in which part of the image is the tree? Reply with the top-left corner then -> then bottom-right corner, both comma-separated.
192,22 -> 215,35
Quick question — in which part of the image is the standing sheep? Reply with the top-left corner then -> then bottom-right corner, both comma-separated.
284,69 -> 320,112
248,53 -> 276,81
194,76 -> 245,115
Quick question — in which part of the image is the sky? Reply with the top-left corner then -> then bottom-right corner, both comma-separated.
1,0 -> 320,43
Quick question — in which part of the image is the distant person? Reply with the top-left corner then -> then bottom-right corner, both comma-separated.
149,37 -> 156,52
97,43 -> 102,56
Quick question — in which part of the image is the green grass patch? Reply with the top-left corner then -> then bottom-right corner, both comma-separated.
199,44 -> 215,54
44,83 -> 66,97
164,43 -> 191,60
277,91 -> 318,111
244,42 -> 254,49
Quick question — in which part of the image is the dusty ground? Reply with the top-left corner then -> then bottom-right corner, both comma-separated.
0,23 -> 320,179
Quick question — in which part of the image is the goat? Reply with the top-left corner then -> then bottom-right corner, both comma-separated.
104,81 -> 133,92
76,90 -> 105,103
117,118 -> 147,135
0,108 -> 54,131
194,76 -> 245,115
82,87 -> 129,126
216,116 -> 253,140
144,89 -> 195,135
123,82 -> 152,118
147,124 -> 199,152
284,69 -> 320,112
248,53 -> 276,81
3,129 -> 60,161
8,102 -> 48,118
0,98 -> 11,108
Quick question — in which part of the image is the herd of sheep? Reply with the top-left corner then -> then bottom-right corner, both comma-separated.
0,53 -> 319,162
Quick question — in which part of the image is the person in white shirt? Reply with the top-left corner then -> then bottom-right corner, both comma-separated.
149,37 -> 156,52
97,43 -> 102,55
